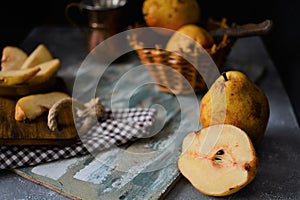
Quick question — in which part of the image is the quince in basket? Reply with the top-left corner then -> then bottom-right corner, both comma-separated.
166,24 -> 215,51
0,44 -> 60,86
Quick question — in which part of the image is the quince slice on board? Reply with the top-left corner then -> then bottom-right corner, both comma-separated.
14,91 -> 70,121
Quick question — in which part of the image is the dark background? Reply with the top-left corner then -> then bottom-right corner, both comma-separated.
1,0 -> 300,124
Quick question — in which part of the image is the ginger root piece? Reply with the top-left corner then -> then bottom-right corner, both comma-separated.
15,91 -> 70,121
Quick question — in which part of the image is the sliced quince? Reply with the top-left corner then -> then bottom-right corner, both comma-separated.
15,91 -> 70,121
21,44 -> 53,69
26,59 -> 60,84
1,46 -> 28,71
0,67 -> 40,85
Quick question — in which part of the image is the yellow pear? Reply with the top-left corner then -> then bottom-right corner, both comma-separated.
199,70 -> 270,146
178,124 -> 258,196
142,0 -> 200,33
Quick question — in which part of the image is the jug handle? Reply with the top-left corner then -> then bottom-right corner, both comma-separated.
65,2 -> 89,40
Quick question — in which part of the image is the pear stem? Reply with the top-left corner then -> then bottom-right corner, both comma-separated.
222,72 -> 228,81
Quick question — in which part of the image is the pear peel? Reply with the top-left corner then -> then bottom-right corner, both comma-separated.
178,124 -> 258,197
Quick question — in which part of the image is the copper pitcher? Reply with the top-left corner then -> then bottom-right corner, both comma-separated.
65,0 -> 128,52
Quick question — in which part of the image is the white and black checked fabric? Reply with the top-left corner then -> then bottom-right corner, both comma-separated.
80,108 -> 156,152
0,108 -> 156,170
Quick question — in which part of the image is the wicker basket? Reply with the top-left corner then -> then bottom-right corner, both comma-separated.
128,18 -> 235,95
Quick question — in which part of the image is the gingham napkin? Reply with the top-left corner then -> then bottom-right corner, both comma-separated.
0,108 -> 156,170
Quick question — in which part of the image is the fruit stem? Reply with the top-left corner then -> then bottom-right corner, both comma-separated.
222,72 -> 228,81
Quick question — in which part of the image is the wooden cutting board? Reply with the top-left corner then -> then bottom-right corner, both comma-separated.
0,80 -> 79,146
0,96 -> 78,146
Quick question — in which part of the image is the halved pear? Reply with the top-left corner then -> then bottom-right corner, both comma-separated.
21,44 -> 53,69
1,46 -> 28,71
26,59 -> 60,84
0,67 -> 40,85
178,124 -> 258,197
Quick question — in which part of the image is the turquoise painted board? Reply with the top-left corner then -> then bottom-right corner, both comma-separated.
13,58 -> 202,200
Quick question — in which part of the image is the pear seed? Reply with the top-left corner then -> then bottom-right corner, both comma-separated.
214,157 -> 222,161
244,163 -> 251,171
216,149 -> 224,155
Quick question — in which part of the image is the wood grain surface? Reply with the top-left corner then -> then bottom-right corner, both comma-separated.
0,81 -> 79,146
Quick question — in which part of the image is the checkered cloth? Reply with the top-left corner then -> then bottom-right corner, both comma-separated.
0,108 -> 156,170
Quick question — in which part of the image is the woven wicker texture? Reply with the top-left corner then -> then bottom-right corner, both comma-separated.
128,18 -> 235,95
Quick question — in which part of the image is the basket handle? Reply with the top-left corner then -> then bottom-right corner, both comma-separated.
210,19 -> 273,38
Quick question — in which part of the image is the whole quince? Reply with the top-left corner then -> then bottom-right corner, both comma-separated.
199,70 -> 270,146
142,0 -> 200,32
166,24 -> 214,51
